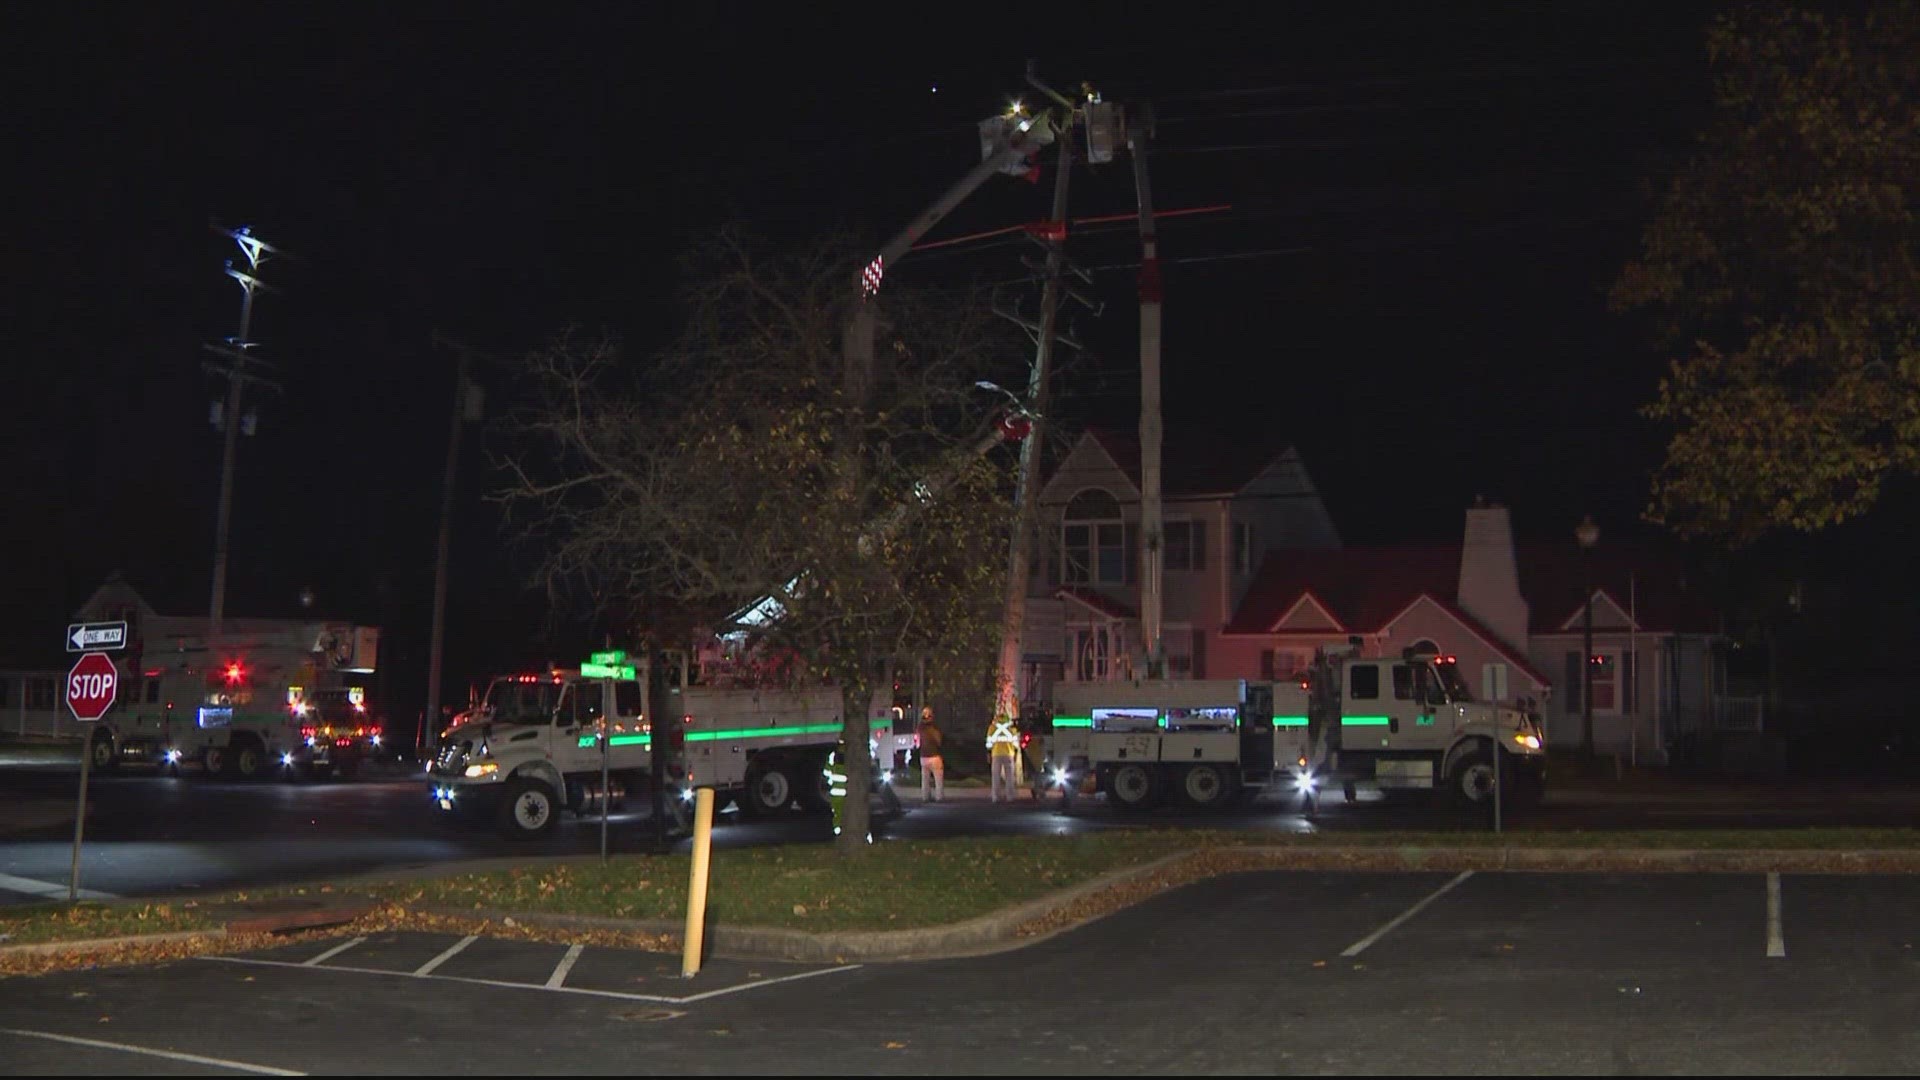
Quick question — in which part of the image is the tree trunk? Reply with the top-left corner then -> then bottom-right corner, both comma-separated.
837,677 -> 873,853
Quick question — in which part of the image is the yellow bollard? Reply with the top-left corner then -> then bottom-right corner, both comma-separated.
681,786 -> 716,978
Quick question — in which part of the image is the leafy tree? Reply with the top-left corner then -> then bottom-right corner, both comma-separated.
493,230 -> 1022,850
1613,2 -> 1920,544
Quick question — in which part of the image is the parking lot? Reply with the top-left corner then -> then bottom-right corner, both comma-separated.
3,868 -> 1915,1074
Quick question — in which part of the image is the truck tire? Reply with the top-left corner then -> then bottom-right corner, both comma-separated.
742,763 -> 793,816
498,776 -> 559,839
203,745 -> 229,778
1448,747 -> 1497,806
793,756 -> 831,812
1108,763 -> 1159,810
1179,763 -> 1228,808
88,732 -> 117,773
231,740 -> 264,781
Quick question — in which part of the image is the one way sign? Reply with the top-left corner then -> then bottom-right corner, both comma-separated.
67,621 -> 129,653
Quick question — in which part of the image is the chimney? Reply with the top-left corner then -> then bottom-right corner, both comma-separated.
1457,502 -> 1529,652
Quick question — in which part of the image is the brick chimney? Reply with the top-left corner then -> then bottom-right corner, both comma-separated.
1456,500 -> 1529,652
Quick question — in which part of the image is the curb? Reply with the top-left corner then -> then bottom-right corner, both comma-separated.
0,928 -> 228,959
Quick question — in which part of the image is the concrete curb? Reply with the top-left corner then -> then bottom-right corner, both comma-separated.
0,928 -> 228,959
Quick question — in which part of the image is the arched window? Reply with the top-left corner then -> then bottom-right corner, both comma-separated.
1410,638 -> 1441,656
1062,489 -> 1126,585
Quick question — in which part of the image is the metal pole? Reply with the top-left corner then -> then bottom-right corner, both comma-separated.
992,129 -> 1075,727
1582,584 -> 1595,761
423,343 -> 473,757
69,726 -> 93,902
600,677 -> 611,862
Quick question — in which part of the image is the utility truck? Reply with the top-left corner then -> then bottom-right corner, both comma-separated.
84,622 -> 382,780
428,659 -> 900,839
1035,643 -> 1546,810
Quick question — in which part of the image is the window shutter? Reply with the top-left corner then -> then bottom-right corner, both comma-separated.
1125,524 -> 1139,584
1563,651 -> 1582,712
1192,521 -> 1207,571
1260,649 -> 1275,680
1622,650 -> 1636,715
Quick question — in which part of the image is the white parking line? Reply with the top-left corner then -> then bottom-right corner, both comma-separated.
546,943 -> 584,988
303,936 -> 366,967
0,872 -> 118,901
1340,871 -> 1475,958
674,964 -> 864,1003
413,935 -> 478,976
1,1026 -> 304,1076
200,953 -> 862,1005
1766,873 -> 1786,958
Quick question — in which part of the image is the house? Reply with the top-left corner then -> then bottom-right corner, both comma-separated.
1219,502 -> 1729,762
1014,428 -> 1342,704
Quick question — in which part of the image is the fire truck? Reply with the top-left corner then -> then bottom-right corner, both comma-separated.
1035,644 -> 1546,809
93,622 -> 383,780
428,659 -> 901,839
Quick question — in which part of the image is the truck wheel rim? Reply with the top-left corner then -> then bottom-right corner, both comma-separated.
92,740 -> 112,767
237,749 -> 258,775
515,790 -> 551,828
206,748 -> 224,771
757,771 -> 790,808
1461,762 -> 1494,801
1114,766 -> 1150,803
1185,766 -> 1220,803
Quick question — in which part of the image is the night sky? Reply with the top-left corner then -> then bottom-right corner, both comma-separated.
19,3 -> 1894,727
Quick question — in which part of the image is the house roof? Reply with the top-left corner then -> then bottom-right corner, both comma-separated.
1054,585 -> 1137,620
1083,428 -> 1293,498
1382,593 -> 1554,689
1226,540 -> 1720,638
1513,540 -> 1719,636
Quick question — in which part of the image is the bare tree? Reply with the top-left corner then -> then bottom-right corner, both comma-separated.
493,229 -> 1023,850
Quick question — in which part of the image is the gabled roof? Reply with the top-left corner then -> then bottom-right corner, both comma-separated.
1083,428 -> 1295,499
1225,544 -> 1462,635
1226,540 -> 1720,638
1054,585 -> 1137,620
1514,541 -> 1719,635
1378,593 -> 1553,689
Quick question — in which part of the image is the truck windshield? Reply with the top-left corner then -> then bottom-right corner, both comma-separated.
485,680 -> 565,723
1435,663 -> 1473,702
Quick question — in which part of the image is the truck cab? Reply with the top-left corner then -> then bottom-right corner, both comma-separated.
1305,647 -> 1546,806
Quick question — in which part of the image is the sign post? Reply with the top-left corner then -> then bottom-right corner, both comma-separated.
582,651 -> 631,862
65,650 -> 119,902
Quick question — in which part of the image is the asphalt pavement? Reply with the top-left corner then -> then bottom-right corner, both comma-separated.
1,869 -> 1915,1074
5,759 -> 1920,907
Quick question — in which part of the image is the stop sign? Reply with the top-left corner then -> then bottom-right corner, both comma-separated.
66,651 -> 118,722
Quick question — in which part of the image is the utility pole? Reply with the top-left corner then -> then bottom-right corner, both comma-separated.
1128,105 -> 1167,679
424,333 -> 485,757
991,73 -> 1078,729
202,225 -> 282,648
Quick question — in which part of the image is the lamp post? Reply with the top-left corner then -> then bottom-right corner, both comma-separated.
1575,515 -> 1600,761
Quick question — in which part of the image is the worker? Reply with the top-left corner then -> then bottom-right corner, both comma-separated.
916,705 -> 945,803
986,710 -> 1020,803
822,739 -> 869,842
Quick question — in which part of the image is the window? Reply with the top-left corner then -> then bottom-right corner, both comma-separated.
561,684 -> 605,727
1392,664 -> 1416,700
1260,649 -> 1308,681
1349,664 -> 1380,700
1589,654 -> 1617,712
614,681 -> 644,719
28,678 -> 56,710
1564,651 -> 1627,714
1062,490 -> 1125,585
1164,521 -> 1207,571
1070,626 -> 1114,682
1233,522 -> 1253,574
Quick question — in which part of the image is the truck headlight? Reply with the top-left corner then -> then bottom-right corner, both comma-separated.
1513,733 -> 1541,750
463,762 -> 499,778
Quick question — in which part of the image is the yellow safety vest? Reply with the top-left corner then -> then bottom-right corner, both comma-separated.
987,718 -> 1019,758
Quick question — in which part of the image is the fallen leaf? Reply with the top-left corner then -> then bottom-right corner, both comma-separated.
885,1041 -> 907,1049
1311,960 -> 1327,968
792,905 -> 807,916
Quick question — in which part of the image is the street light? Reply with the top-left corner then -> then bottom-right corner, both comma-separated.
1575,515 -> 1600,761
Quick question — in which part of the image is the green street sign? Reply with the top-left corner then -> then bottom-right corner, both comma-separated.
587,650 -> 627,666
580,662 -> 637,680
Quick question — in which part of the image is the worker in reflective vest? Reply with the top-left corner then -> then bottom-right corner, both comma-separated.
823,741 -> 871,843
987,714 -> 1021,803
